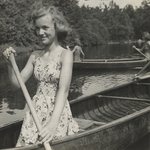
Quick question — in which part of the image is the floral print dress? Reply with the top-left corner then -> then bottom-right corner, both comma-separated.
16,50 -> 79,146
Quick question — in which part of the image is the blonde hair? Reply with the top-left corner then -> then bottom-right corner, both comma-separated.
31,6 -> 71,41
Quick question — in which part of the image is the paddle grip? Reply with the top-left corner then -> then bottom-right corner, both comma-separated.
44,142 -> 53,150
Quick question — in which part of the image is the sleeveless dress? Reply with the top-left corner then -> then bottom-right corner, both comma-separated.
16,50 -> 79,146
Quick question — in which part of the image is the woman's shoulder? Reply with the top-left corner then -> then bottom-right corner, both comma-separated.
31,50 -> 42,58
29,50 -> 42,63
60,47 -> 73,62
61,47 -> 72,56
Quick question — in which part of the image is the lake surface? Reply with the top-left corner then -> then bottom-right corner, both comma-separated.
82,43 -> 143,59
0,43 -> 149,149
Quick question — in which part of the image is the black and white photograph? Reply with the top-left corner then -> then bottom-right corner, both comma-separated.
0,0 -> 150,149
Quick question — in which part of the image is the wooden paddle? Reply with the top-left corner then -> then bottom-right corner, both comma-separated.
134,46 -> 149,59
134,47 -> 150,77
9,53 -> 52,150
136,61 -> 150,76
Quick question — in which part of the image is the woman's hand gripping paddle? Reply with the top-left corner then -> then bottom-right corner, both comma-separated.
9,53 -> 52,150
133,46 -> 148,59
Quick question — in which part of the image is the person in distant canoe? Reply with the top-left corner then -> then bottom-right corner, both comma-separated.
133,32 -> 150,59
137,39 -> 143,48
72,45 -> 85,61
67,44 -> 85,61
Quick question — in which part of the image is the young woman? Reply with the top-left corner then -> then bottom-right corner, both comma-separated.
3,5 -> 79,146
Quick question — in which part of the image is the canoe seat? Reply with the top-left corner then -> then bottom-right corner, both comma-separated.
74,118 -> 106,131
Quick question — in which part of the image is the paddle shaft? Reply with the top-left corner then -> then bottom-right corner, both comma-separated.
134,48 -> 150,76
98,95 -> 150,103
9,54 -> 52,150
137,83 -> 150,85
136,61 -> 150,76
134,48 -> 149,59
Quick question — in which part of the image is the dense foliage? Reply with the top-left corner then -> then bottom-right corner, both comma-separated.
0,0 -> 150,51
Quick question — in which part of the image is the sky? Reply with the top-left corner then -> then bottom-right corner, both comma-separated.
78,0 -> 144,8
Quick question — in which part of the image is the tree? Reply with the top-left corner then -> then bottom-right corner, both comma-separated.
101,1 -> 134,41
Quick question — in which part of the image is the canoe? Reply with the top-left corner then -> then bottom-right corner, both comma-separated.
1,77 -> 150,150
73,58 -> 148,69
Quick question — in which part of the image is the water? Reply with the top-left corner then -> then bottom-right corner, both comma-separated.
82,43 -> 143,59
0,43 -> 149,149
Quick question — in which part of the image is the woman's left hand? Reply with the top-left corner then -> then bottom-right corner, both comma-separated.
38,123 -> 57,143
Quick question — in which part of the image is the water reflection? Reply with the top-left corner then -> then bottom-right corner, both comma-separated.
69,76 -> 85,100
69,69 -> 145,100
83,43 -> 143,59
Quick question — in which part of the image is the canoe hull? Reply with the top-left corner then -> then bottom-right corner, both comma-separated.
73,59 -> 147,69
52,113 -> 150,150
1,79 -> 150,150
1,111 -> 150,150
0,121 -> 22,149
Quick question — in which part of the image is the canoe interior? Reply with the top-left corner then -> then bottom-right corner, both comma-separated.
71,80 -> 150,122
1,79 -> 150,150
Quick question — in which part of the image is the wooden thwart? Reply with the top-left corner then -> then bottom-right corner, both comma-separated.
74,118 -> 106,130
97,95 -> 150,103
136,83 -> 150,86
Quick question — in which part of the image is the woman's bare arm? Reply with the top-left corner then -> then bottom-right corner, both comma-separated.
133,45 -> 144,52
51,50 -> 73,123
6,51 -> 35,89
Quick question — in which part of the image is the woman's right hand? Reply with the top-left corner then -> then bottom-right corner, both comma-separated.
3,47 -> 16,65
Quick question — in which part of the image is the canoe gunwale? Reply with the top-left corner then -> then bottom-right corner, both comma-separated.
1,144 -> 41,150
82,58 -> 146,62
0,119 -> 23,131
74,59 -> 147,64
73,59 -> 148,69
